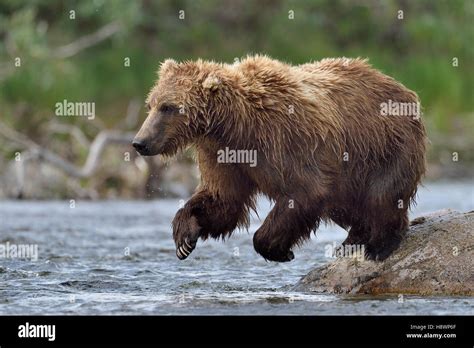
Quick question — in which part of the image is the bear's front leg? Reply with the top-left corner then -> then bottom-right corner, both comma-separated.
172,190 -> 251,260
253,198 -> 321,262
172,207 -> 201,260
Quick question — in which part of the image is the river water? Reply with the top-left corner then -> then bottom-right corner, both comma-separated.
0,181 -> 473,315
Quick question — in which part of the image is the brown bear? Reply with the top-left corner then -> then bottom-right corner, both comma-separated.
133,55 -> 426,262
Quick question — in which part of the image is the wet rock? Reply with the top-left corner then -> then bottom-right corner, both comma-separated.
296,209 -> 474,295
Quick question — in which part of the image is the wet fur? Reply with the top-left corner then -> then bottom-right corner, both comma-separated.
138,55 -> 427,262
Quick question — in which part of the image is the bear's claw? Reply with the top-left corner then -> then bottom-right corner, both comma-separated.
176,238 -> 196,260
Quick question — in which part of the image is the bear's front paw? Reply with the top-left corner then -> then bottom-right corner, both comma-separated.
253,235 -> 295,262
261,248 -> 295,262
176,237 -> 197,260
172,209 -> 201,260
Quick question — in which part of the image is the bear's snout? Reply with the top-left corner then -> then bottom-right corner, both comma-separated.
132,138 -> 148,153
132,137 -> 160,156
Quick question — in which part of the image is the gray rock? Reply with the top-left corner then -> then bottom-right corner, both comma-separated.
296,209 -> 474,295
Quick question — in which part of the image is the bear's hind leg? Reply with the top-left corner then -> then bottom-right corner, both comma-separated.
365,210 -> 408,261
363,154 -> 421,261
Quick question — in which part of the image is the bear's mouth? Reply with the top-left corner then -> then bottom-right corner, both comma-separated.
133,137 -> 177,157
155,140 -> 180,157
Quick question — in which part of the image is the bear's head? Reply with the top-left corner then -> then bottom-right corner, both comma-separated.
133,59 -> 236,156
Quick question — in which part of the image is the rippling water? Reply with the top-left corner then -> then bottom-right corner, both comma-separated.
0,181 -> 473,315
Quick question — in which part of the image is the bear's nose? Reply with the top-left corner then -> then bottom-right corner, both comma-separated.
132,139 -> 147,152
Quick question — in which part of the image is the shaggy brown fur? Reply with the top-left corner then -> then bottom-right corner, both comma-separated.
133,55 -> 427,262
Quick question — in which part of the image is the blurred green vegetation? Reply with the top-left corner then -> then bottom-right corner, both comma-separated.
1,0 -> 473,126
0,0 -> 473,191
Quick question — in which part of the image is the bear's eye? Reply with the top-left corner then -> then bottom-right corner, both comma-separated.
159,104 -> 175,114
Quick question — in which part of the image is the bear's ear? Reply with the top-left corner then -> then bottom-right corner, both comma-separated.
202,74 -> 220,92
159,59 -> 178,76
